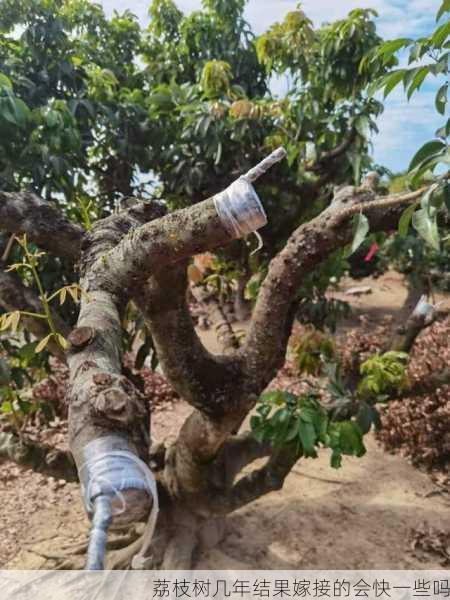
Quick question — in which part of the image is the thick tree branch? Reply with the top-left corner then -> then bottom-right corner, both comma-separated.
137,263 -> 244,417
242,181 -> 447,389
0,192 -> 84,260
306,128 -> 357,172
87,198 -> 247,294
212,431 -> 273,487
67,203 -> 168,476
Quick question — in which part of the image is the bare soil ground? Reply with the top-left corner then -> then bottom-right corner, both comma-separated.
1,271 -> 449,570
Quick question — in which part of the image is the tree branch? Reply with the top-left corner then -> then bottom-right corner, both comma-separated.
137,264 -> 244,416
87,197 -> 251,294
67,203 -> 169,476
212,430 -> 273,487
242,181 -> 447,390
306,128 -> 357,172
0,192 -> 84,261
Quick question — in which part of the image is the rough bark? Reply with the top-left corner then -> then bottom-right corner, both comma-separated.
138,264 -> 243,415
211,446 -> 300,514
0,192 -> 84,260
86,198 -> 243,294
242,184 -> 433,389
67,203 -> 169,472
191,284 -> 240,353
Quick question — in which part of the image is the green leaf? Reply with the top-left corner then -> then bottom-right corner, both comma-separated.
382,70 -> 405,98
407,66 -> 429,100
330,449 -> 342,469
409,140 -> 445,171
435,84 -> 448,115
354,115 -> 370,138
412,207 -> 440,251
376,38 -> 412,57
1,401 -> 12,414
350,213 -> 369,255
0,73 -> 13,89
299,419 -> 317,457
437,0 -> 450,21
35,334 -> 52,353
286,417 -> 301,442
250,415 -> 262,431
338,422 -> 366,457
356,403 -> 378,435
420,183 -> 440,212
432,20 -> 450,47
435,118 -> 450,139
398,202 -> 419,237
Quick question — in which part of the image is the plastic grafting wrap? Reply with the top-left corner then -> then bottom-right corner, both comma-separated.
213,177 -> 267,239
213,147 -> 287,240
413,295 -> 435,320
80,435 -> 158,521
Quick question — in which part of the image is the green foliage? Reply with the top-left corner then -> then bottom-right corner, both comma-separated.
0,338 -> 51,430
358,351 -> 409,400
200,255 -> 244,302
1,235 -> 83,351
200,60 -> 233,99
0,0 -> 393,344
251,390 -> 367,469
289,326 -> 335,376
368,0 -> 449,185
361,0 -> 450,275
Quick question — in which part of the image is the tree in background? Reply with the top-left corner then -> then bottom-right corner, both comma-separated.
0,0 -> 393,321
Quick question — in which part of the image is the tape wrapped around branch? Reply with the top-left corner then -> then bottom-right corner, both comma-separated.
214,147 -> 286,239
80,435 -> 159,570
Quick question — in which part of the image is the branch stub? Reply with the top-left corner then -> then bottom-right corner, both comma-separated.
68,326 -> 96,350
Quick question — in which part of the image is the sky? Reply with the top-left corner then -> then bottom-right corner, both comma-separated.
100,0 -> 445,173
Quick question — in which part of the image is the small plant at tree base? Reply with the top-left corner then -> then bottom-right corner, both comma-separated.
289,326 -> 335,375
0,338 -> 53,433
251,390 -> 366,469
357,351 -> 409,401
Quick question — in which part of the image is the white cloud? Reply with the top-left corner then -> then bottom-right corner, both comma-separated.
372,88 -> 442,172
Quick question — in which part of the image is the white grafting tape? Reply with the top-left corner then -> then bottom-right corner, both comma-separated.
80,436 -> 158,524
81,435 -> 159,570
214,177 -> 267,239
214,147 -> 286,239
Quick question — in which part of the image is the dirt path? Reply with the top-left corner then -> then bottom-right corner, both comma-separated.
3,433 -> 449,570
